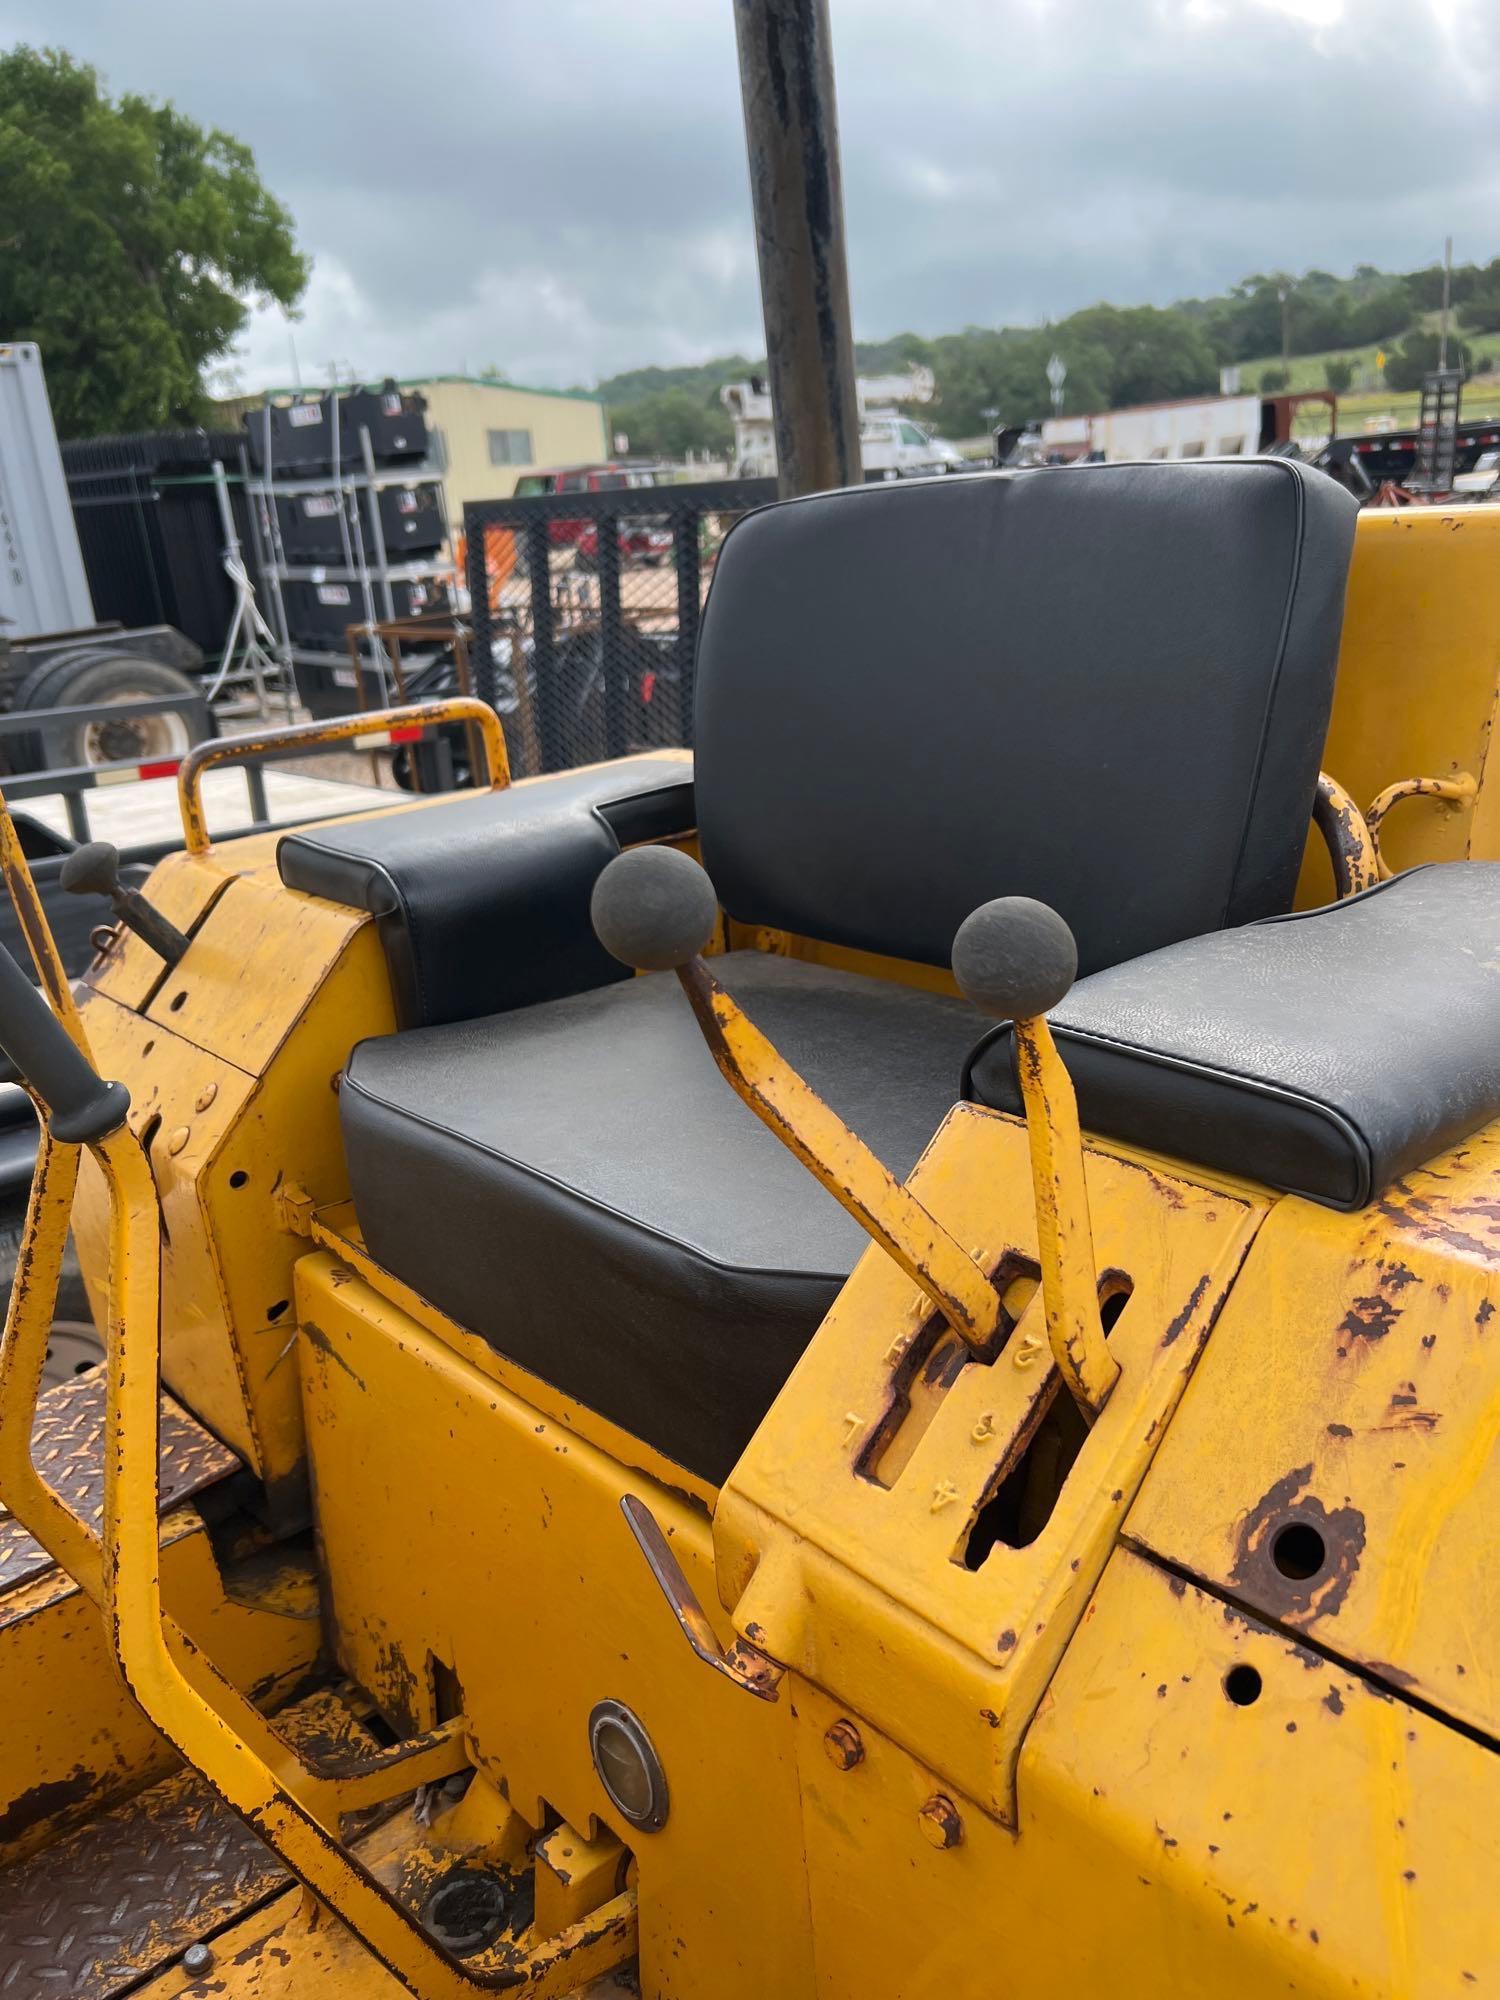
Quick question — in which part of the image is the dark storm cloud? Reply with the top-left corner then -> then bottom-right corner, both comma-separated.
4,0 -> 1494,389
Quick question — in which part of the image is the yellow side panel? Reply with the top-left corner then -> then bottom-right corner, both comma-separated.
1300,505 -> 1500,904
1127,1125 -> 1499,1739
791,1551 -> 1494,1999
295,1255 -> 814,2000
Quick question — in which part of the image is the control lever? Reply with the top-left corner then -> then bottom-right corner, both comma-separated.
591,845 -> 1005,1353
0,942 -> 130,1143
60,841 -> 190,966
951,897 -> 1118,1415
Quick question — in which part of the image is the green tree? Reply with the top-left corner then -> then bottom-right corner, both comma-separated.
1259,365 -> 1291,392
1063,304 -> 1218,407
1385,329 -> 1473,391
1323,356 -> 1355,393
610,388 -> 732,460
0,47 -> 307,436
1458,264 -> 1500,335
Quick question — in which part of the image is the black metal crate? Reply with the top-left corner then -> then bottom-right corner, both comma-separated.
244,383 -> 429,475
281,575 -> 450,650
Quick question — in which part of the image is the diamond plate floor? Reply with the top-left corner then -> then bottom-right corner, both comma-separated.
0,1690 -> 376,1997
0,1762 -> 283,1997
0,1370 -> 239,1600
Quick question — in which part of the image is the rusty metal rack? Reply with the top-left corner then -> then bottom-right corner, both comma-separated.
243,396 -> 459,723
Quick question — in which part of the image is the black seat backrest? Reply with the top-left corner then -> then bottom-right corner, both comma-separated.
695,460 -> 1358,976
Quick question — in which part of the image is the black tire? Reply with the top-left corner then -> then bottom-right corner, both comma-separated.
13,651 -> 208,775
0,1208 -> 100,1391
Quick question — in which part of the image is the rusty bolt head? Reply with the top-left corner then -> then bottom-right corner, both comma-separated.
823,1719 -> 865,1771
183,1942 -> 214,1973
166,1125 -> 190,1156
917,1793 -> 964,1850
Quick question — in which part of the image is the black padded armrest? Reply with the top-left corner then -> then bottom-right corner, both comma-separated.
278,756 -> 694,1028
965,864 -> 1500,1210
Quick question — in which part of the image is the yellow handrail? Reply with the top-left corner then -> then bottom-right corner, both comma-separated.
177,698 -> 511,855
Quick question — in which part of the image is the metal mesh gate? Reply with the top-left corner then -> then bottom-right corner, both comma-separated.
463,478 -> 775,777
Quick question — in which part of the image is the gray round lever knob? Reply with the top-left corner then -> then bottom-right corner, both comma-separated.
952,896 -> 1077,1020
591,845 -> 719,971
60,841 -> 122,900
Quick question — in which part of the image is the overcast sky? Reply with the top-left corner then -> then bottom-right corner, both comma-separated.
6,0 -> 1495,393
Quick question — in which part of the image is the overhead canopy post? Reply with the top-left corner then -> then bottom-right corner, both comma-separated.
733,0 -> 862,499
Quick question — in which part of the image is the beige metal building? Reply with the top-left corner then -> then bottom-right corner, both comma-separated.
417,376 -> 609,512
218,374 -> 609,524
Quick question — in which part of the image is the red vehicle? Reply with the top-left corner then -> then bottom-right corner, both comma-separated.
511,463 -> 673,566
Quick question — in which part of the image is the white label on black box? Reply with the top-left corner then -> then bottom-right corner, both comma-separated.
302,494 -> 339,517
316,583 -> 352,606
288,403 -> 324,428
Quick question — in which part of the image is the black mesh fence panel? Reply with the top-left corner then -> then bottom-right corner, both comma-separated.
463,479 -> 775,777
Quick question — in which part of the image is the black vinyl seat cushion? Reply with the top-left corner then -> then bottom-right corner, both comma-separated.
965,864 -> 1500,1210
278,757 -> 694,1029
696,460 -> 1356,976
342,953 -> 985,1483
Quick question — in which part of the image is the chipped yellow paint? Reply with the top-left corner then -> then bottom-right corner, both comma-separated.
71,881 -> 395,1491
716,1103 -> 1265,1826
1127,1123 -> 1500,1739
295,1254 -> 816,1997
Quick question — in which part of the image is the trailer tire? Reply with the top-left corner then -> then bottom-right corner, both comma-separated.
13,651 -> 207,776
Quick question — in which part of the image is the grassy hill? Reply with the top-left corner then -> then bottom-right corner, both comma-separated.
1218,312 -> 1500,433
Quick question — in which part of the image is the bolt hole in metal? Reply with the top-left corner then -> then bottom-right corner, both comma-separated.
169,990 -> 188,1011
1270,1520 -> 1327,1580
421,1866 -> 513,1958
267,1298 -> 291,1322
228,1169 -> 250,1189
1223,1663 -> 1263,1707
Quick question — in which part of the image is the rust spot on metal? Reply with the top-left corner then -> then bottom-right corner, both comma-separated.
1230,1465 -> 1366,1624
997,1627 -> 1017,1654
1161,1272 -> 1211,1348
1326,1422 -> 1354,1438
1374,1383 -> 1441,1432
299,1318 -> 367,1391
372,1640 -> 424,1739
0,1764 -> 98,1842
1324,1685 -> 1345,1715
1339,1293 -> 1401,1344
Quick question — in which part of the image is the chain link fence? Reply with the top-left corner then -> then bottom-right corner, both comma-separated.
462,478 -> 775,777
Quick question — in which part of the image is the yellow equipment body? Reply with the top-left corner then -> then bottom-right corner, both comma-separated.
0,494 -> 1494,2000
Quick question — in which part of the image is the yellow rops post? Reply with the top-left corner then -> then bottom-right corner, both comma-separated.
0,464 -> 1495,2000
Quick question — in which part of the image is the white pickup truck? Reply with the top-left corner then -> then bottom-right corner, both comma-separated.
859,411 -> 967,477
723,377 -> 967,479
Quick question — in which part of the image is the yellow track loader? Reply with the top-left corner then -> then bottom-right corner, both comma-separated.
0,459 -> 1494,1998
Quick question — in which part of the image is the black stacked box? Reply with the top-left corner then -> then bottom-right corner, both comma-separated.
244,381 -> 429,475
274,480 -> 445,563
280,575 -> 452,650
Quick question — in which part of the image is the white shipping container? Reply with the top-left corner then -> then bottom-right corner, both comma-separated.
0,344 -> 94,641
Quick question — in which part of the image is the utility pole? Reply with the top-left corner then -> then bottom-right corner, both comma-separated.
1439,235 -> 1453,371
733,0 -> 862,499
1278,281 -> 1291,366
